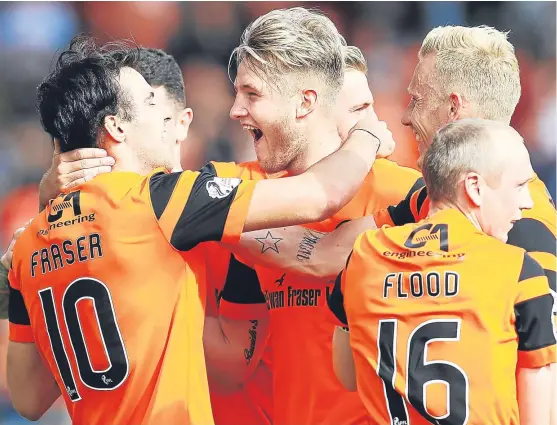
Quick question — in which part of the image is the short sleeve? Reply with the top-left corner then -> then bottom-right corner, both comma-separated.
327,252 -> 353,327
373,178 -> 427,227
514,253 -> 556,368
8,267 -> 34,343
149,163 -> 256,251
219,255 -> 268,320
507,218 -> 556,293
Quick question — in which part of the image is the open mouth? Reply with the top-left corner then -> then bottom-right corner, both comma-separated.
243,124 -> 263,143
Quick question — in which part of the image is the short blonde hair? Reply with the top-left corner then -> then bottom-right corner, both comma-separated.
344,45 -> 367,75
422,119 -> 521,203
230,7 -> 345,102
419,25 -> 521,122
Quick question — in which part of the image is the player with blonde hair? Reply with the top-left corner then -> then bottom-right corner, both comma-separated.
232,24 -> 554,292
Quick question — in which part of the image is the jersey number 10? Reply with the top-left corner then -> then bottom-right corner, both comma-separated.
39,277 -> 129,402
377,319 -> 469,425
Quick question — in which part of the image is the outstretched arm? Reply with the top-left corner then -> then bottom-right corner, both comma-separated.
225,215 -> 378,279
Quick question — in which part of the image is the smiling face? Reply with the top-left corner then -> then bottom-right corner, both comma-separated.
401,55 -> 451,166
229,61 -> 307,174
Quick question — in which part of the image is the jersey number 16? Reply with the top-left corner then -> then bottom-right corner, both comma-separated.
377,318 -> 469,425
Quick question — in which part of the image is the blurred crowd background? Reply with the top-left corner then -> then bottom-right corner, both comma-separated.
0,2 -> 555,424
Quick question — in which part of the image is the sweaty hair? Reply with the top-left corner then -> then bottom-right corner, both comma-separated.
422,118 -> 519,203
134,48 -> 185,106
37,35 -> 139,153
419,25 -> 521,122
230,7 -> 345,103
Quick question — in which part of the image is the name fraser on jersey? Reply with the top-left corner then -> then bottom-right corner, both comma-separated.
264,285 -> 333,310
30,233 -> 103,277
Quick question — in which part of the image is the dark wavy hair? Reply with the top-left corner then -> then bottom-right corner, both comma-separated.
37,35 -> 140,152
134,48 -> 185,106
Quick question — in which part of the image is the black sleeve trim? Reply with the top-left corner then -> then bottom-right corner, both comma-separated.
345,250 -> 353,269
170,164 -> 241,251
416,186 -> 428,214
221,255 -> 265,304
507,218 -> 556,257
8,285 -> 30,326
387,177 -> 425,226
515,293 -> 556,351
327,271 -> 348,325
149,171 -> 181,219
518,252 -> 546,282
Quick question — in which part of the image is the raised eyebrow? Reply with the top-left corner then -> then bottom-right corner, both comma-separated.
145,91 -> 155,102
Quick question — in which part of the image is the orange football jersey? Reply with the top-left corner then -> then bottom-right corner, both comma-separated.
373,175 -> 556,291
8,165 -> 256,425
330,209 -> 556,425
215,159 -> 423,425
203,242 -> 273,425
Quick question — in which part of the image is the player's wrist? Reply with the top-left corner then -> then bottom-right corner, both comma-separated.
349,128 -> 381,155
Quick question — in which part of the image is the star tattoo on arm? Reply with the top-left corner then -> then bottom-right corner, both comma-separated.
255,231 -> 283,254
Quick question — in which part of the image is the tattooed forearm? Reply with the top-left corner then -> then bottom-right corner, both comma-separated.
0,264 -> 9,319
296,229 -> 326,262
244,320 -> 259,364
255,231 -> 283,254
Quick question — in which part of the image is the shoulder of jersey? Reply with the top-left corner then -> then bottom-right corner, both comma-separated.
366,158 -> 422,186
13,171 -> 155,250
371,158 -> 421,177
10,213 -> 45,267
210,160 -> 271,180
90,169 -> 159,198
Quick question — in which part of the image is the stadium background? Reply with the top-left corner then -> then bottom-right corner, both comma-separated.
0,2 -> 554,423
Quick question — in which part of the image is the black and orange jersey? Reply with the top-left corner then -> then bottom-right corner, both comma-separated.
204,160 -> 276,425
8,164 -> 256,425
203,160 -> 275,425
203,242 -> 273,425
214,159 -> 424,425
329,208 -> 556,425
373,175 -> 557,292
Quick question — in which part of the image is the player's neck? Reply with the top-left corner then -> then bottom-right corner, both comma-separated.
429,201 -> 483,233
286,122 -> 342,176
108,147 -> 151,175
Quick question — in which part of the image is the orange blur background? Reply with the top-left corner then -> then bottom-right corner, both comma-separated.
0,2 -> 554,423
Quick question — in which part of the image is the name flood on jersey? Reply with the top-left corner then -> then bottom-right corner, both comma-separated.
383,270 -> 460,299
31,233 -> 103,277
264,285 -> 332,310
